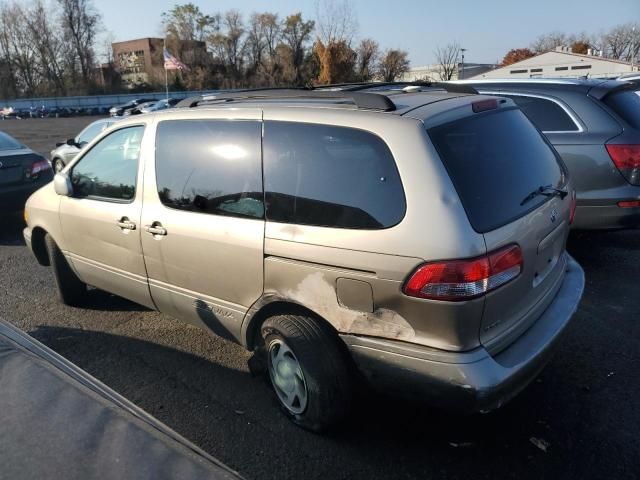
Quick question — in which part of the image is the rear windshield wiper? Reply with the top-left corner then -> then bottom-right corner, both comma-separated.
520,184 -> 568,206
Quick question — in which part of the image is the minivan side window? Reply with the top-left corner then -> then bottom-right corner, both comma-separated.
155,120 -> 263,219
70,126 -> 143,202
263,121 -> 405,229
502,95 -> 579,132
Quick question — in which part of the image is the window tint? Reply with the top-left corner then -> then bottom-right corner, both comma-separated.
77,122 -> 108,144
429,108 -> 565,233
604,89 -> 640,129
503,95 -> 579,132
71,126 -> 143,201
155,120 -> 263,219
263,121 -> 405,229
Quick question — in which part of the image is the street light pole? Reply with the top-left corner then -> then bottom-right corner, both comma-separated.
460,48 -> 467,79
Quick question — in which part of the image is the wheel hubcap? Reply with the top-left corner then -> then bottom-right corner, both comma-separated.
54,161 -> 63,173
267,339 -> 308,415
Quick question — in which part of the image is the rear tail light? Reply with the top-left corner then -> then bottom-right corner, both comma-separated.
606,144 -> 640,185
472,99 -> 498,113
27,159 -> 51,179
569,190 -> 577,224
403,244 -> 523,301
618,200 -> 640,208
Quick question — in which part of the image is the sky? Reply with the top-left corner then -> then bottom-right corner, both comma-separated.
97,0 -> 640,66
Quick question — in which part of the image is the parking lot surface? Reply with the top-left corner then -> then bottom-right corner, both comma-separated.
1,117 -> 639,480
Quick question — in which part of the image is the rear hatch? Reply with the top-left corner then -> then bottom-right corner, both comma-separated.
428,103 -> 573,353
0,133 -> 50,188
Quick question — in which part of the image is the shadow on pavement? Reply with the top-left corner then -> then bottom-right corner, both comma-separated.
0,213 -> 26,246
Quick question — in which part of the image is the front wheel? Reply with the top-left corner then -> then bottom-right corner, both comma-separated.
45,233 -> 86,306
261,314 -> 353,431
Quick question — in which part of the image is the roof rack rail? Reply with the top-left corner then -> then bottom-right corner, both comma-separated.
177,88 -> 397,111
330,81 -> 478,95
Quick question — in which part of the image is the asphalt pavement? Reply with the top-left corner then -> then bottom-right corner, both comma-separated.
0,117 -> 638,480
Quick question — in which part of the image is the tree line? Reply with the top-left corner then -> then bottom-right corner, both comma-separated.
0,0 -> 412,99
160,2 -> 410,91
501,23 -> 640,66
0,0 -> 100,99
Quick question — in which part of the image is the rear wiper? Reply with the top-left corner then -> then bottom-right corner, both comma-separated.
520,184 -> 568,206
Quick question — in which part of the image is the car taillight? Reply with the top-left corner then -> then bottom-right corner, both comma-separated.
606,144 -> 640,185
27,159 -> 51,178
403,244 -> 523,301
569,190 -> 577,224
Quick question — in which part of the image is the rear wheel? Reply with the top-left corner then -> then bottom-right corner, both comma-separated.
261,314 -> 353,431
45,233 -> 86,306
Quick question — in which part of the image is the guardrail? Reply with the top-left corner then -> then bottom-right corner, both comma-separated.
1,90 -> 220,110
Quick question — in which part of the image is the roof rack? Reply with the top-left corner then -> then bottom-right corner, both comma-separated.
175,81 -> 478,111
319,81 -> 478,95
177,88 -> 397,111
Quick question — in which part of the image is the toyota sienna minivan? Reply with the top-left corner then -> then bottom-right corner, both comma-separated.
23,86 -> 585,431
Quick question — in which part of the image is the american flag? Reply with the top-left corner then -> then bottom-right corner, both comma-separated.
163,48 -> 188,71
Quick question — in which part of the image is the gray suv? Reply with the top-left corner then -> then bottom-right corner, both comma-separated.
23,88 -> 584,431
454,79 -> 640,229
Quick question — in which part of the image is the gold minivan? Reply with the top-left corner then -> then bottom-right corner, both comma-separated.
24,88 -> 584,431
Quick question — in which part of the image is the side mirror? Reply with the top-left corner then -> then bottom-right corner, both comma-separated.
53,172 -> 73,196
66,138 -> 78,147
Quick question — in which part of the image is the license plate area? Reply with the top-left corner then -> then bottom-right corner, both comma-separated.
533,221 -> 566,288
0,166 -> 23,185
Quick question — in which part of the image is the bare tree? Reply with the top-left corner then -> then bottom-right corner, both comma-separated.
602,23 -> 640,61
26,0 -> 67,95
0,2 -> 40,95
315,0 -> 358,45
434,42 -> 460,81
354,38 -> 379,81
531,32 -> 568,53
58,0 -> 101,86
377,49 -> 409,82
281,13 -> 315,85
162,3 -> 218,42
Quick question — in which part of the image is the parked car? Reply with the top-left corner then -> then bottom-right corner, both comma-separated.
139,98 -> 179,114
109,98 -> 155,117
0,131 -> 52,212
126,101 -> 157,116
0,319 -> 243,480
50,118 -> 119,172
452,78 -> 640,229
24,87 -> 584,431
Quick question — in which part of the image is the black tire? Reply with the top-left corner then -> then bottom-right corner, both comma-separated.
261,314 -> 353,431
44,233 -> 86,306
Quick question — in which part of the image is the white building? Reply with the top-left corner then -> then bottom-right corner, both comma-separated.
402,62 -> 496,82
473,47 -> 639,79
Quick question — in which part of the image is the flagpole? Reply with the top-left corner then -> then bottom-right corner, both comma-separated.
164,38 -> 169,100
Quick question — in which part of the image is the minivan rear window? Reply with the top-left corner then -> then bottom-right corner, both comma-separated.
428,108 -> 565,233
604,89 -> 640,129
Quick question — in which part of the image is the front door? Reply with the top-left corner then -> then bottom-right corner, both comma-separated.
59,124 -> 154,309
140,110 -> 264,342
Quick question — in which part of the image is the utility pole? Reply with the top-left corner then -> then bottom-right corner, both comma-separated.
632,26 -> 636,72
460,48 -> 467,79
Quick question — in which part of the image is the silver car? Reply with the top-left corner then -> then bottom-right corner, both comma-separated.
24,88 -> 584,431
50,118 -> 119,173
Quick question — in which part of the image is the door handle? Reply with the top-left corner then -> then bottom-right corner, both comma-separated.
116,218 -> 136,230
145,223 -> 167,236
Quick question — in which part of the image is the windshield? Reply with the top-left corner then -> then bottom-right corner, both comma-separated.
428,108 -> 566,233
77,122 -> 108,144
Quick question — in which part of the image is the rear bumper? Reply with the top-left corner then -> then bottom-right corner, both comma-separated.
572,204 -> 640,230
341,254 -> 585,413
0,175 -> 53,212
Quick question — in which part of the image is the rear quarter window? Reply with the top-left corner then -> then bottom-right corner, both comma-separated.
501,95 -> 579,132
263,121 -> 405,229
428,108 -> 566,233
604,89 -> 640,129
